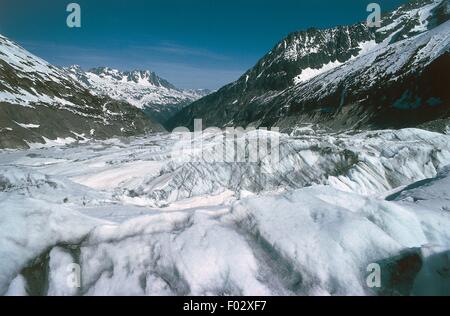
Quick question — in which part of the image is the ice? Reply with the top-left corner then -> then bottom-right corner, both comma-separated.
1,0 -> 449,296
79,211 -> 272,296
4,275 -> 28,296
47,247 -> 79,296
226,185 -> 450,295
117,128 -> 450,206
0,193 -> 102,294
0,127 -> 449,295
0,165 -> 112,206
387,165 -> 450,206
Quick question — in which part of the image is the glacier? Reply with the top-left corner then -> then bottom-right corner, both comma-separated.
0,127 -> 450,296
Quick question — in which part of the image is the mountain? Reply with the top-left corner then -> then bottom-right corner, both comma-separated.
66,66 -> 210,127
0,34 -> 163,149
168,0 -> 450,131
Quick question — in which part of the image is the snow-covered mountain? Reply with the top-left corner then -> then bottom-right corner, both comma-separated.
0,34 -> 163,149
66,66 -> 210,126
169,0 -> 450,131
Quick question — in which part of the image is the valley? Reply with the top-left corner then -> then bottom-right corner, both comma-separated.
0,0 -> 449,296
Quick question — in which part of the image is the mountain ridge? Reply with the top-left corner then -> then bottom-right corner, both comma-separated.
168,0 -> 450,131
0,34 -> 163,149
66,65 -> 211,127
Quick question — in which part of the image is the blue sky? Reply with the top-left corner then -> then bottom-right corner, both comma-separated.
0,0 -> 408,89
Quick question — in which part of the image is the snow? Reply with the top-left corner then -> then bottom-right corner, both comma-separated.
0,193 -> 103,294
282,35 -> 322,61
294,60 -> 343,84
387,165 -> 450,213
0,87 -> 78,108
25,137 -> 78,149
292,39 -> 378,85
285,0 -> 447,88
0,89 -> 41,108
47,247 -> 80,296
288,19 -> 450,103
0,0 -> 449,296
0,35 -> 62,81
66,67 -> 207,110
14,122 -> 40,129
357,40 -> 378,55
0,127 -> 449,295
0,34 -> 86,111
227,185 -> 450,295
72,160 -> 165,190
378,0 -> 441,34
4,275 -> 28,296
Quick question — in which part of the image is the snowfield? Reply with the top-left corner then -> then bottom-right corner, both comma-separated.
0,128 -> 450,296
66,67 -> 208,110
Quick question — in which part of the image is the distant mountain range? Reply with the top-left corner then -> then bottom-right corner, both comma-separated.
66,66 -> 210,126
0,34 -> 165,149
168,0 -> 450,132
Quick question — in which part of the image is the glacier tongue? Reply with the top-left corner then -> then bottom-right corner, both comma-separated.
114,128 -> 450,206
0,127 -> 450,295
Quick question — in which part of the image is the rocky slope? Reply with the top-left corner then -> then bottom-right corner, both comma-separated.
66,66 -> 210,126
168,0 -> 450,131
0,34 -> 163,149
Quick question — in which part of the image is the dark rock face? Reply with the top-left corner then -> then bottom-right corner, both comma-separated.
168,0 -> 450,132
0,100 -> 159,149
0,34 -> 163,149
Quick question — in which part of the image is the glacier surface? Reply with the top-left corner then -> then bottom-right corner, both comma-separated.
0,128 -> 449,295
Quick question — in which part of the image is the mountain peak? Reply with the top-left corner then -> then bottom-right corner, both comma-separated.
168,0 -> 450,131
87,67 -> 176,89
64,65 -> 210,126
